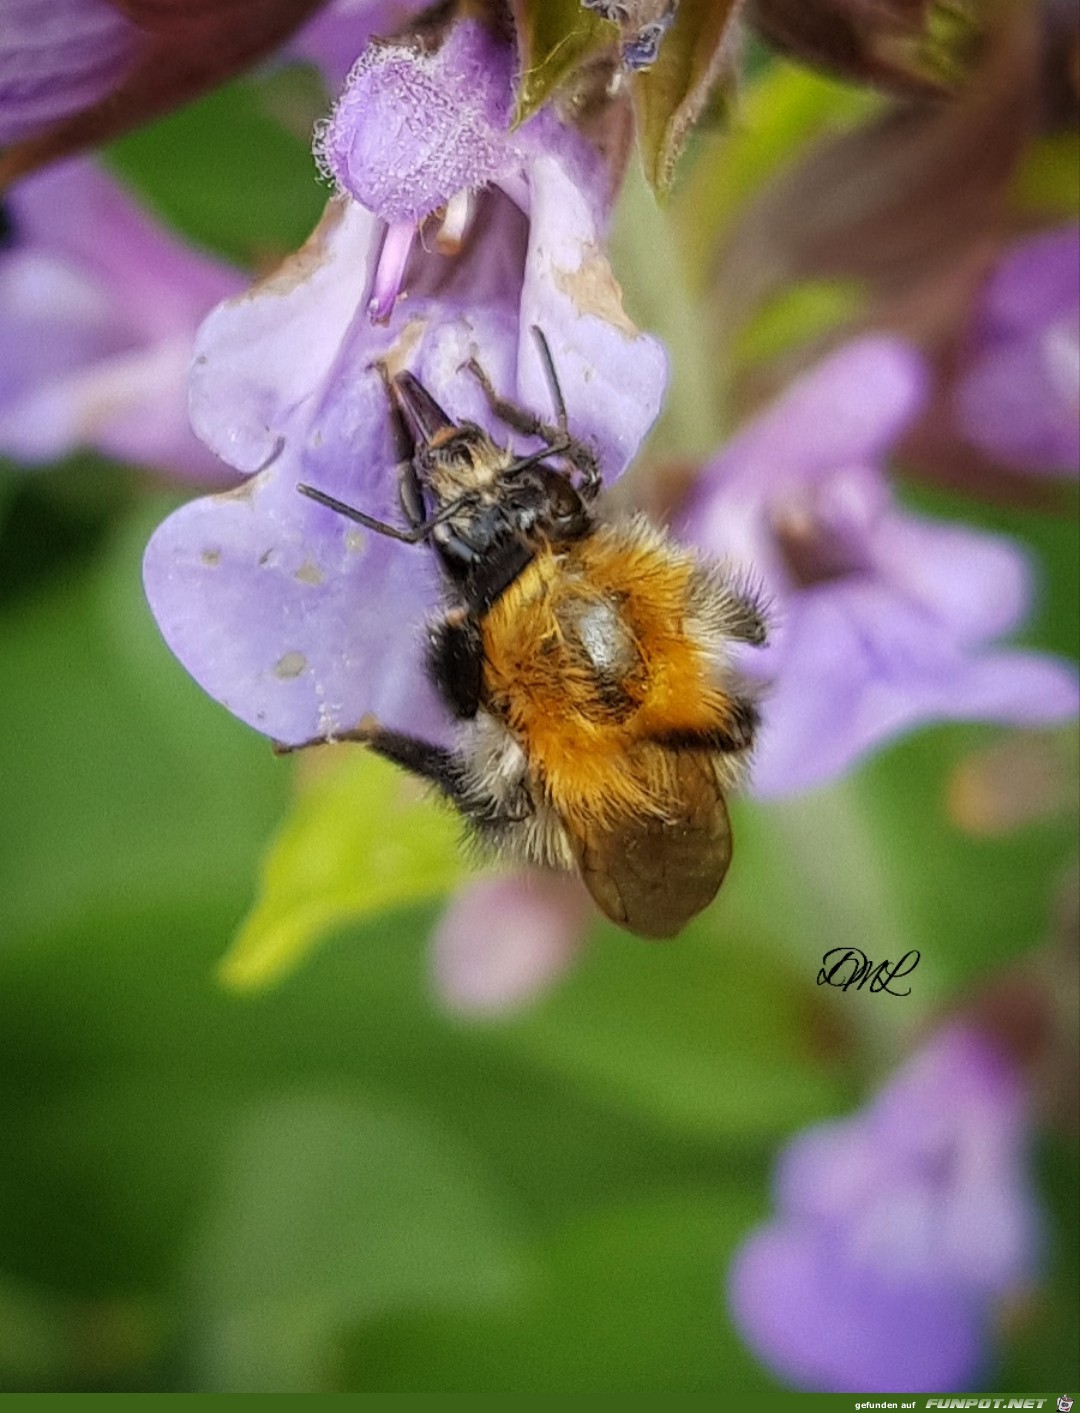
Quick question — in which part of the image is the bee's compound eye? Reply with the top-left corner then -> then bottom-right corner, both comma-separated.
541,474 -> 588,532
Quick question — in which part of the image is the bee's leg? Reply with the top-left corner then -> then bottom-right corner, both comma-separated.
359,726 -> 535,827
648,697 -> 760,755
276,722 -> 480,808
271,721 -> 385,756
359,726 -> 471,803
463,331 -> 601,497
427,611 -> 483,719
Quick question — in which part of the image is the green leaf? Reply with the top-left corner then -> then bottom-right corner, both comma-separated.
0,501 -> 286,944
341,1191 -> 775,1392
999,1136 -> 1080,1390
510,0 -> 612,123
497,890 -> 854,1140
1013,134 -> 1080,218
220,750 -> 466,991
105,67 -> 328,269
186,1092 -> 522,1391
632,0 -> 741,194
0,1075 -> 233,1299
732,277 -> 865,370
0,1275 -> 71,1390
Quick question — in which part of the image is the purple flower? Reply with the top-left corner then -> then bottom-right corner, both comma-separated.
678,337 -> 1080,799
315,19 -> 517,225
0,158 -> 244,481
431,872 -> 592,1015
0,0 -> 136,145
955,224 -> 1080,477
290,0 -> 416,92
728,1025 -> 1042,1392
143,19 -> 666,749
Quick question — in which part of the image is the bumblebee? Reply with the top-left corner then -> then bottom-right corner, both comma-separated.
294,331 -> 767,939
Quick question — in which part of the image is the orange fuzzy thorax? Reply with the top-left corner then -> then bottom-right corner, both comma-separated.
479,523 -> 739,828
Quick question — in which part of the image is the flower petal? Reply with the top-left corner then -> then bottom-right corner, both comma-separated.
142,450 -> 450,747
750,585 -> 1079,798
729,1223 -> 986,1392
290,0 -> 410,92
0,159 -> 243,480
316,20 -> 517,224
957,225 -> 1080,476
430,872 -> 590,1015
189,197 -> 383,475
701,336 -> 928,494
975,225 -> 1080,335
729,1025 -> 1041,1391
869,509 -> 1032,644
0,0 -> 136,145
515,143 -> 668,478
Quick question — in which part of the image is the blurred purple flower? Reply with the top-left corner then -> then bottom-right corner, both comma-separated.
0,0 -> 136,145
291,0 -> 416,92
143,19 -> 666,749
0,158 -> 244,480
956,224 -> 1080,477
679,337 -> 1080,798
728,1025 -> 1042,1392
431,873 -> 592,1015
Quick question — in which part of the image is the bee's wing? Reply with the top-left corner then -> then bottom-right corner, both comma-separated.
569,753 -> 733,939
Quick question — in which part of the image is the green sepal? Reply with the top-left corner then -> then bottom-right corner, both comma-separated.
631,0 -> 741,194
219,749 -> 466,991
509,0 -> 613,124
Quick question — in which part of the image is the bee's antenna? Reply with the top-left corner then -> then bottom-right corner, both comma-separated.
297,482 -> 476,545
530,326 -> 568,433
296,483 -> 421,542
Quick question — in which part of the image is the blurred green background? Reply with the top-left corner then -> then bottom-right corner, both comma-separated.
0,58 -> 1077,1393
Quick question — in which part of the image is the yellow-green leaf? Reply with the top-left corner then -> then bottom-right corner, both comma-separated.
220,750 -> 465,991
733,278 -> 866,370
510,0 -> 613,123
1012,134 -> 1080,219
631,0 -> 741,194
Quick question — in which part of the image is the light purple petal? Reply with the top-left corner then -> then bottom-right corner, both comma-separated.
316,20 -> 517,224
290,0 -> 413,92
695,337 -> 929,497
430,873 -> 591,1015
0,159 -> 243,480
728,1026 -> 1041,1391
9,157 -> 239,336
750,584 -> 1079,798
776,1029 -> 1041,1295
188,198 -> 383,475
957,225 -> 1080,476
869,508 -> 1032,644
957,324 -> 1080,475
149,14 -> 666,747
679,335 -> 1076,800
976,225 -> 1080,333
0,0 -> 136,144
515,143 -> 668,478
775,1117 -> 886,1222
148,206 -> 532,745
142,450 -> 449,747
729,1224 -> 986,1392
